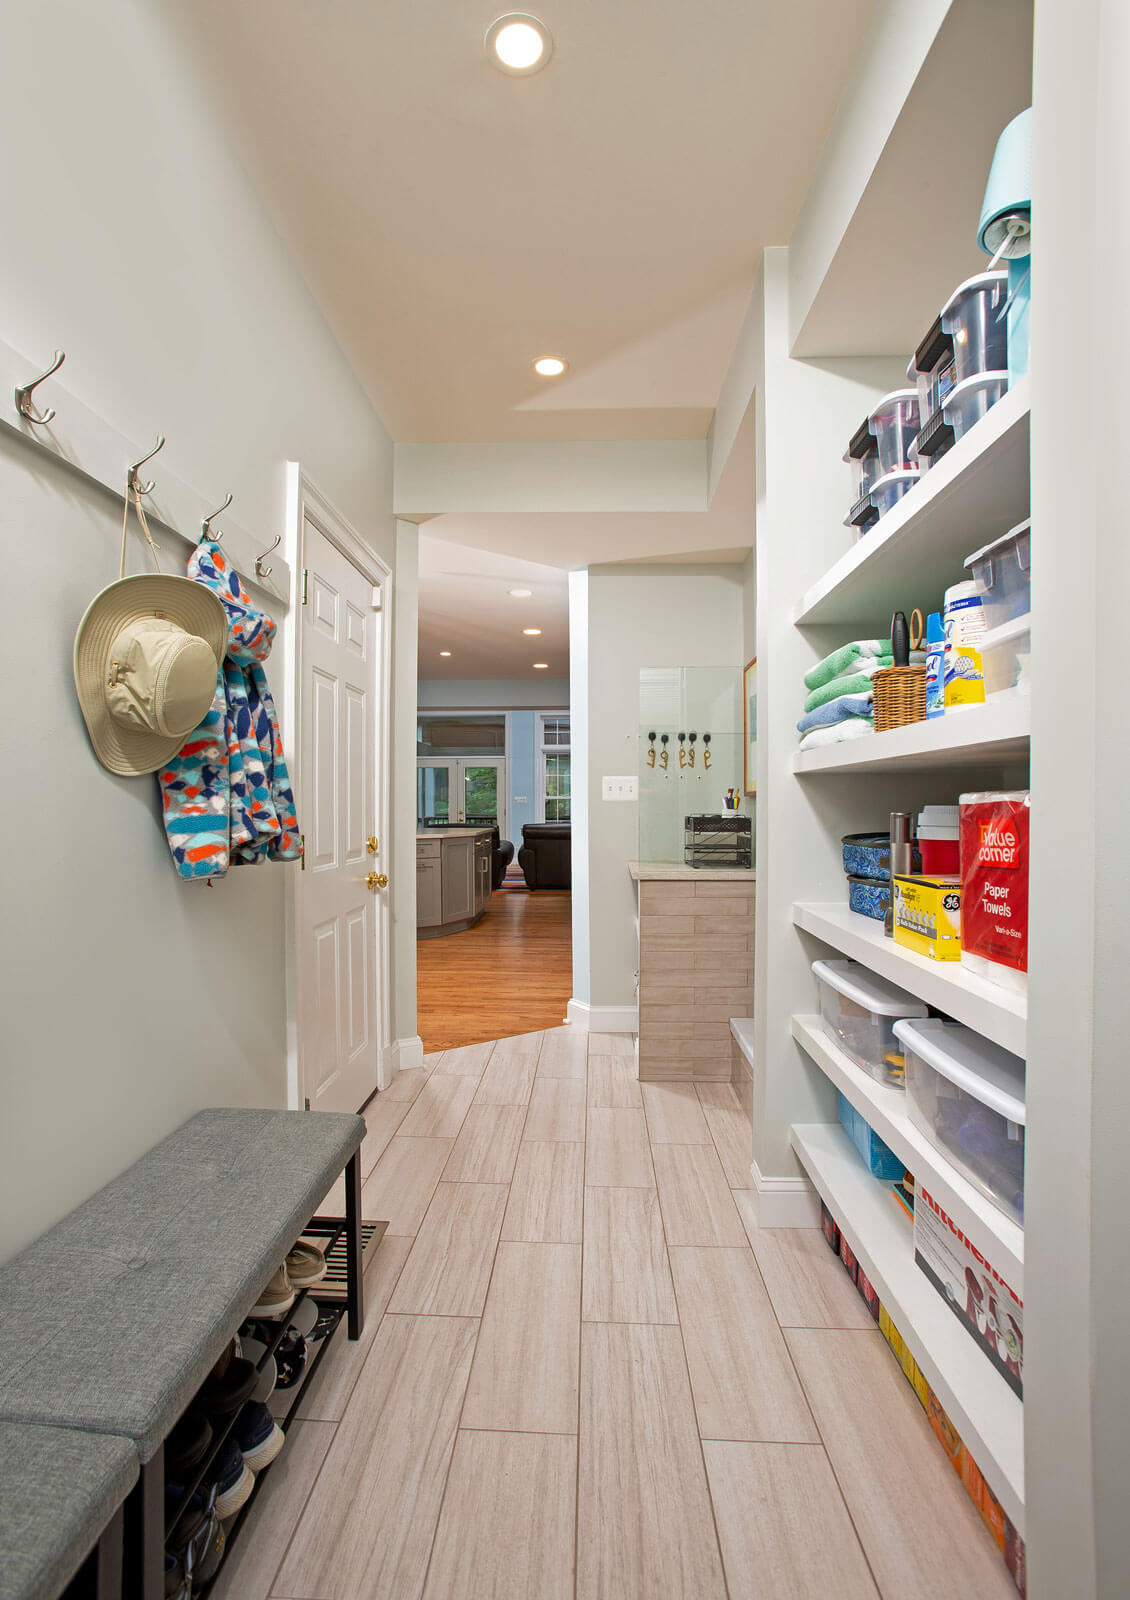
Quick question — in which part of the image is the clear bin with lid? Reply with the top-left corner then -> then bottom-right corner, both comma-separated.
942,371 -> 1008,442
870,468 -> 920,524
869,389 -> 922,476
893,1018 -> 1026,1224
981,616 -> 1031,698
940,271 -> 1009,382
964,519 -> 1031,630
812,959 -> 928,1086
843,417 -> 880,503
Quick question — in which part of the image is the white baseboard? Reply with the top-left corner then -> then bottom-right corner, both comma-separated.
385,1035 -> 424,1076
748,1158 -> 821,1228
566,998 -> 638,1033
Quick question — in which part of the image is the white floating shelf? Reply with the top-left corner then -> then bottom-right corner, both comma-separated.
792,902 -> 1026,1057
792,696 -> 1030,775
790,1120 -> 1025,1533
794,378 -> 1030,630
792,1014 -> 1023,1284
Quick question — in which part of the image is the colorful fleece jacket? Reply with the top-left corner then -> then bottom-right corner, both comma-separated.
158,541 -> 302,880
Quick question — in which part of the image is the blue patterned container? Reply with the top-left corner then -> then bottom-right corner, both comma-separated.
847,875 -> 890,921
842,833 -> 922,879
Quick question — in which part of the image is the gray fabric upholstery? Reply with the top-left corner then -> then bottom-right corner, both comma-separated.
0,1109 -> 363,1461
0,1422 -> 136,1600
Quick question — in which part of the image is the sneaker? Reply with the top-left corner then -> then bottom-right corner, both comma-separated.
235,1400 -> 286,1471
164,1410 -> 212,1479
285,1239 -> 327,1288
195,1356 -> 258,1418
236,1334 -> 277,1402
164,1553 -> 189,1600
249,1265 -> 296,1319
273,1328 -> 308,1390
206,1437 -> 256,1519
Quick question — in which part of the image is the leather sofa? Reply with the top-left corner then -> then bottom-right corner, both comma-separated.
421,820 -> 513,891
517,823 -> 571,890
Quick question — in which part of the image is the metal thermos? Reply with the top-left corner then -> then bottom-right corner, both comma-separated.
885,811 -> 913,936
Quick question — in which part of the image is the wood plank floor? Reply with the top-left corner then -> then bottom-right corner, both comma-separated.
219,1027 -> 1016,1600
416,887 -> 572,1052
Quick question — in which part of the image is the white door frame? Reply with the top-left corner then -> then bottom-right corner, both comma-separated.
415,755 -> 508,835
282,464 -> 393,1107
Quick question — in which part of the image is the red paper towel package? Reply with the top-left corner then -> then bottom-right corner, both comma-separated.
959,791 -> 1030,994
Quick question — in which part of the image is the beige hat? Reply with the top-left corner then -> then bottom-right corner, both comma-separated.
73,574 -> 229,776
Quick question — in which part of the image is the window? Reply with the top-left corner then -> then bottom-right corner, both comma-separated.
539,714 -> 570,823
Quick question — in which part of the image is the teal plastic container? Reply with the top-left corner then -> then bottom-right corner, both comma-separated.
838,1094 -> 906,1179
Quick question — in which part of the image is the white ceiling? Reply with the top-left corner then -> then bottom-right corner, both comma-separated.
163,0 -> 877,443
418,537 -> 571,679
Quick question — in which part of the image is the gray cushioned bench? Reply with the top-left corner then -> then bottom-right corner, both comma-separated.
0,1107 -> 365,1600
0,1423 -> 136,1600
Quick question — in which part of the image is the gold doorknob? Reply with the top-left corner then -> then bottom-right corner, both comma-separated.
366,836 -> 379,854
366,872 -> 388,890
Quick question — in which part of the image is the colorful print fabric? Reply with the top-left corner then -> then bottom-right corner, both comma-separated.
158,540 -> 302,880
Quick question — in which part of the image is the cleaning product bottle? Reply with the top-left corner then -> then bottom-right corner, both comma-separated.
944,580 -> 986,709
925,610 -> 945,719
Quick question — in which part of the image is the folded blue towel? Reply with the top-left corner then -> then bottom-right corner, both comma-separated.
797,691 -> 874,736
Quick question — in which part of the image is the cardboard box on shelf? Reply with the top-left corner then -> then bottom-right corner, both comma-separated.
893,875 -> 963,961
915,1185 -> 1024,1398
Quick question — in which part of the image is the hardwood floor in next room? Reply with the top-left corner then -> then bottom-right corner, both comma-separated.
416,887 -> 572,1051
218,1027 -> 1015,1600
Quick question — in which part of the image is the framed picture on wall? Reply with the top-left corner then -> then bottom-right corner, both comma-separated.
743,657 -> 757,796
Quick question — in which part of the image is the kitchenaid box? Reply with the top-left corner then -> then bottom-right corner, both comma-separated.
914,1184 -> 1024,1399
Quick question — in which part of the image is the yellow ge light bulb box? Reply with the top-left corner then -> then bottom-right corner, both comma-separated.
893,875 -> 962,961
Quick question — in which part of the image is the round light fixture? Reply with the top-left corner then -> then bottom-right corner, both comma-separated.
486,13 -> 553,74
439,650 -> 452,657
509,587 -> 532,597
533,356 -> 567,377
533,662 -> 549,669
522,627 -> 542,636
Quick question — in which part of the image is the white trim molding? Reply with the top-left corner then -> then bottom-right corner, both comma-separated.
748,1158 -> 821,1229
386,1036 -> 425,1074
566,998 -> 638,1033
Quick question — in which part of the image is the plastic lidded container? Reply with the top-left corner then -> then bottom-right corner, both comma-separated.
964,519 -> 1031,630
917,805 -> 960,875
942,371 -> 1009,441
981,616 -> 1031,697
940,271 -> 1010,382
843,417 -> 880,504
869,389 -> 922,476
812,958 -> 928,1086
870,468 -> 920,521
837,1094 -> 907,1178
908,320 -> 957,469
893,1018 -> 1026,1225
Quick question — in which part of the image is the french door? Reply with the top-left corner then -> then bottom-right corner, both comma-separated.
417,758 -> 506,837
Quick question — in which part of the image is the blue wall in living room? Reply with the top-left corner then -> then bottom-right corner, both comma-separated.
509,711 -> 537,844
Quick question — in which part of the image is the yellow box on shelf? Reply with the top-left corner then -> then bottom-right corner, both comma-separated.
893,875 -> 963,961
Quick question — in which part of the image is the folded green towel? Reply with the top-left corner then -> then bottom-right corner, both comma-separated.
804,659 -> 892,713
804,638 -> 890,691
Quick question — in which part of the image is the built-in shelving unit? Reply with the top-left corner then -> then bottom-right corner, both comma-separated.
789,1120 -> 1025,1534
793,901 -> 1027,1056
793,378 -> 1030,630
792,695 -> 1030,775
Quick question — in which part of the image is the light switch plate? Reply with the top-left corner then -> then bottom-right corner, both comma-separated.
602,775 -> 638,801
513,796 -> 528,804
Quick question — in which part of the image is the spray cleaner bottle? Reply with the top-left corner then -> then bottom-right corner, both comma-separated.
925,610 -> 945,719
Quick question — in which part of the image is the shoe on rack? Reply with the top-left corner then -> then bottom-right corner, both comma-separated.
285,1239 -> 327,1288
236,1334 -> 277,1402
205,1437 -> 256,1519
249,1265 -> 296,1320
272,1328 -> 308,1390
195,1356 -> 258,1419
235,1400 -> 286,1471
164,1410 -> 212,1479
164,1553 -> 189,1600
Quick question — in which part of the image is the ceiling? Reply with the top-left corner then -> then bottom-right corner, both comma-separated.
163,0 -> 877,443
417,537 -> 571,679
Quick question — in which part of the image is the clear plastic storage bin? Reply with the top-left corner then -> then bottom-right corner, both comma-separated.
964,519 -> 1031,630
942,371 -> 1008,442
981,616 -> 1031,697
869,389 -> 922,476
940,271 -> 1009,382
893,1018 -> 1026,1225
813,959 -> 927,1086
869,468 -> 920,522
837,1094 -> 906,1179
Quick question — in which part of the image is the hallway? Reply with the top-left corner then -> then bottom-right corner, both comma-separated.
215,1028 -> 1012,1600
416,888 -> 572,1051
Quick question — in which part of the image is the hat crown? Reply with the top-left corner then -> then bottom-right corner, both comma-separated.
106,617 -> 218,739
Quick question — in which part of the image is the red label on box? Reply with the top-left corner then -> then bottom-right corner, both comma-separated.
961,795 -> 1030,972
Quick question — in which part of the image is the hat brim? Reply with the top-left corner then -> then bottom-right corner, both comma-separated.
74,575 -> 229,777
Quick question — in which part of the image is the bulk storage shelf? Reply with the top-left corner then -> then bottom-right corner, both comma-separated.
789,1119 -> 1025,1533
793,377 -> 1030,630
791,1013 -> 1024,1283
792,902 -> 1026,1057
791,696 -> 1030,774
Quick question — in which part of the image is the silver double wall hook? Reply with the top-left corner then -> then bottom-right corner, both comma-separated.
201,492 -> 232,542
15,350 -> 65,425
255,532 -> 282,580
127,435 -> 165,496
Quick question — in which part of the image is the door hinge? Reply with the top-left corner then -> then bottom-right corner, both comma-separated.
301,568 -> 309,605
371,584 -> 382,610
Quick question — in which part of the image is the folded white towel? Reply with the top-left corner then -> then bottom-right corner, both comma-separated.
797,720 -> 875,754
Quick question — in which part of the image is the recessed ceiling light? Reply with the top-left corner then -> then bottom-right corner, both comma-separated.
533,662 -> 549,669
533,356 -> 567,377
509,587 -> 532,597
439,650 -> 452,657
486,13 -> 553,74
523,627 -> 542,636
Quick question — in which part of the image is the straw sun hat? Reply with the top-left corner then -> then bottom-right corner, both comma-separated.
73,573 -> 228,777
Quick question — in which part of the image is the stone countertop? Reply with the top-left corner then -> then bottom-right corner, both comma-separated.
628,860 -> 756,883
417,827 -> 493,840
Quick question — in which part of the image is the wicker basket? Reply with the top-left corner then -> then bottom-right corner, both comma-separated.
872,664 -> 927,731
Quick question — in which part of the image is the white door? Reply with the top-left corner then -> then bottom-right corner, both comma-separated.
297,518 -> 386,1114
416,758 -> 506,835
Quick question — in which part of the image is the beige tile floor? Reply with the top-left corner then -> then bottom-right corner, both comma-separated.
213,1026 -> 1015,1600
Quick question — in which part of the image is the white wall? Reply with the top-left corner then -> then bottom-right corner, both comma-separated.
417,679 -> 570,708
574,564 -> 745,1018
0,1 -> 402,1260
392,522 -> 421,1055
